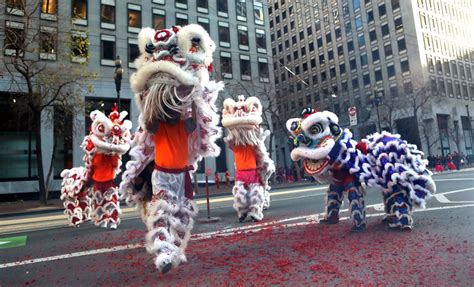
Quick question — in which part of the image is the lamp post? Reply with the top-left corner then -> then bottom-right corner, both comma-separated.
114,55 -> 124,110
370,90 -> 384,132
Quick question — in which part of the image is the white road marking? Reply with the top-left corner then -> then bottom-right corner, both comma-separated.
434,178 -> 474,182
1,203 -> 473,269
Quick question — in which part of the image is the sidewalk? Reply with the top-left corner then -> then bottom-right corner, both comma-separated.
0,180 -> 316,218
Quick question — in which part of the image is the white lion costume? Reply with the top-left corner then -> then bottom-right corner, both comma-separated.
222,96 -> 275,222
119,24 -> 223,274
60,106 -> 132,229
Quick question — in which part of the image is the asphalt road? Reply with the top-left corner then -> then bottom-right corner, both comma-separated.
1,170 -> 473,286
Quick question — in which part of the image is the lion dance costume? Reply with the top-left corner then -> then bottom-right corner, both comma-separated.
286,108 -> 436,231
60,107 -> 132,229
222,96 -> 275,222
119,24 -> 223,273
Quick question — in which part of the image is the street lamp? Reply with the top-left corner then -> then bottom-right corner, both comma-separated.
369,89 -> 384,133
114,55 -> 124,110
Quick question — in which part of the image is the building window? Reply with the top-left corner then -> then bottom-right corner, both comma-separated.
100,0 -> 115,30
375,68 -> 382,82
387,64 -> 395,78
372,48 -> 380,62
176,13 -> 188,26
340,63 -> 346,74
337,45 -> 344,57
254,2 -> 264,25
153,9 -> 166,30
258,58 -> 269,82
350,58 -> 357,70
176,0 -> 188,9
100,34 -> 116,66
236,0 -> 247,21
438,78 -> 446,96
394,16 -> 403,31
352,77 -> 359,90
218,22 -> 230,47
41,0 -> 58,20
39,26 -> 57,61
391,0 -> 400,11
128,4 -> 141,33
384,42 -> 393,57
397,37 -> 406,52
256,29 -> 266,53
345,21 -> 352,34
217,0 -> 228,17
220,52 -> 232,79
72,0 -> 88,25
363,72 -> 370,86
378,3 -> 387,17
390,85 -> 399,98
353,0 -> 360,11
53,107 -> 73,178
451,61 -> 458,77
447,81 -> 454,97
369,29 -> 377,42
355,15 -> 363,30
326,32 -> 332,43
71,30 -> 88,63
6,0 -> 25,15
240,55 -> 251,80
197,17 -> 210,33
238,25 -> 249,50
367,9 -> 374,22
347,40 -> 354,52
381,23 -> 389,36
403,80 -> 413,94
4,21 -> 25,57
128,38 -> 139,69
197,0 -> 208,13
357,33 -> 365,48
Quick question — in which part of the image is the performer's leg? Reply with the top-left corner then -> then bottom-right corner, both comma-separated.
320,184 -> 343,224
247,184 -> 265,222
232,181 -> 250,222
64,197 -> 82,226
385,186 -> 414,230
347,184 -> 367,232
77,191 -> 91,223
92,185 -> 108,228
169,197 -> 198,264
381,190 -> 396,224
262,187 -> 271,210
102,186 -> 121,229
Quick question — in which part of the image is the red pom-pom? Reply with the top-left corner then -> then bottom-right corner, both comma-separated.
207,64 -> 213,73
356,142 -> 368,155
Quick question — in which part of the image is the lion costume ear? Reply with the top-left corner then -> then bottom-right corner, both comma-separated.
286,118 -> 301,137
90,110 -> 106,121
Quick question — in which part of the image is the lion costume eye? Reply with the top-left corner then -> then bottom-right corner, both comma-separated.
309,123 -> 323,135
97,124 -> 105,133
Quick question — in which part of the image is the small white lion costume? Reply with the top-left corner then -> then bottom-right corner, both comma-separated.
222,96 -> 275,222
119,24 -> 223,273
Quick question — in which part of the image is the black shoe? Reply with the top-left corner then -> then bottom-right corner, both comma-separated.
319,214 -> 339,224
351,223 -> 367,233
250,216 -> 260,222
381,215 -> 395,224
161,262 -> 173,274
239,213 -> 247,223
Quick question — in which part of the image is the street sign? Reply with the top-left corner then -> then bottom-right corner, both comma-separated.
348,106 -> 358,126
0,235 -> 27,249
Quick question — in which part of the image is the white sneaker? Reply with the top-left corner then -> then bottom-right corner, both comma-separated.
109,223 -> 117,230
100,221 -> 108,229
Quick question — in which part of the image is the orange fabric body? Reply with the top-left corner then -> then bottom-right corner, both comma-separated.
233,145 -> 257,171
91,154 -> 119,182
154,120 -> 189,169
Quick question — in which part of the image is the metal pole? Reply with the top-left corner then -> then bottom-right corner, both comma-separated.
376,102 -> 382,132
205,174 -> 210,219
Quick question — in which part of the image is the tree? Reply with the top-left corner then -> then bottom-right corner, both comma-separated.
1,1 -> 96,204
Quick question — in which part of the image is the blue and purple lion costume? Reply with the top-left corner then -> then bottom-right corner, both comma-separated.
286,107 -> 436,231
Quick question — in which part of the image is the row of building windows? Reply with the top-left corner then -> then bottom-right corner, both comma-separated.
427,56 -> 474,80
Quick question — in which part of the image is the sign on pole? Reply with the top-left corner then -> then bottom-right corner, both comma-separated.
348,106 -> 358,126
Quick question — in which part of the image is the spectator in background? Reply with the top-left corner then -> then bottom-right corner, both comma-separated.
214,171 -> 220,190
225,170 -> 231,186
452,151 -> 462,170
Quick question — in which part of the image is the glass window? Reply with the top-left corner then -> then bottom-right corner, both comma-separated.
355,15 -> 363,29
375,69 -> 383,82
372,49 -> 380,62
39,28 -> 57,58
357,33 -> 365,47
326,32 -> 332,43
42,0 -> 57,15
220,53 -> 232,78
101,3 -> 115,25
387,64 -> 395,77
101,37 -> 115,61
7,0 -> 25,12
391,0 -> 400,10
153,10 -> 166,30
345,21 -> 352,34
397,37 -> 406,51
369,29 -> 376,42
451,61 -> 458,77
72,0 -> 87,20
258,59 -> 269,82
378,4 -> 386,17
353,0 -> 360,10
367,10 -> 374,22
238,26 -> 249,50
350,58 -> 357,70
347,40 -> 354,52
360,53 -> 368,66
217,0 -> 228,15
404,81 -> 413,94
384,43 -> 393,57
337,45 -> 344,56
363,73 -> 371,86
4,24 -> 25,54
71,31 -> 88,61
352,77 -> 359,89
236,0 -> 247,20
128,43 -> 139,64
254,2 -> 264,25
340,63 -> 346,74
176,0 -> 188,8
317,37 -> 323,48
128,7 -> 141,29
240,56 -> 251,80
381,23 -> 389,36
390,85 -> 399,98
394,16 -> 403,30
176,13 -> 188,26
197,0 -> 208,10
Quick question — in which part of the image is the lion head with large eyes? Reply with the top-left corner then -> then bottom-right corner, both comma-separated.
130,24 -> 216,130
87,107 -> 132,155
286,108 -> 343,176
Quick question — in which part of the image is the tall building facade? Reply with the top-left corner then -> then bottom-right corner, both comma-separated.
0,0 -> 273,194
269,0 -> 474,168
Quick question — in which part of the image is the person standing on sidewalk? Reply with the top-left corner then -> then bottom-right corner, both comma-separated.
222,96 -> 275,222
214,171 -> 220,190
225,169 -> 231,186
